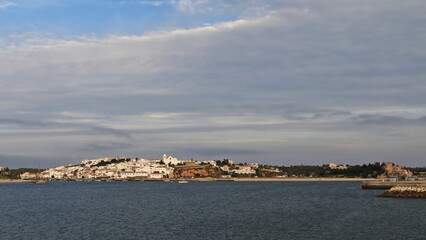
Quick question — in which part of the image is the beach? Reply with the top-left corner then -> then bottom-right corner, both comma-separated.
0,179 -> 30,183
233,177 -> 369,182
193,177 -> 370,182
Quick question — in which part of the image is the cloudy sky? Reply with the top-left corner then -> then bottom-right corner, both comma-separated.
1,0 -> 425,168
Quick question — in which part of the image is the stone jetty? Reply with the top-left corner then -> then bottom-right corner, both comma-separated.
362,181 -> 426,189
378,186 -> 426,198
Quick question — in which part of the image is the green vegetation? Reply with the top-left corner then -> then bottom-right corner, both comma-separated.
7,168 -> 42,179
407,167 -> 426,173
91,158 -> 132,167
215,159 -> 232,166
0,174 -> 10,180
277,162 -> 386,178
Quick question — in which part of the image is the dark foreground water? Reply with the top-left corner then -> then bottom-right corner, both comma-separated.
0,181 -> 425,240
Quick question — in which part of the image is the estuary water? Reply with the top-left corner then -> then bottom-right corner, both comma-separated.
0,181 -> 425,240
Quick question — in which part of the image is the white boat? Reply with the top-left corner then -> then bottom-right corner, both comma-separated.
178,180 -> 189,184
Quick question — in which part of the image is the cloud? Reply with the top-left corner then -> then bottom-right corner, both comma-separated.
351,114 -> 426,126
119,1 -> 165,6
53,111 -> 107,124
140,146 -> 269,162
1,0 -> 426,167
0,118 -> 54,127
0,1 -> 15,9
139,1 -> 164,6
170,0 -> 285,16
178,147 -> 268,158
172,0 -> 208,13
79,142 -> 134,152
0,118 -> 131,138
91,126 -> 132,138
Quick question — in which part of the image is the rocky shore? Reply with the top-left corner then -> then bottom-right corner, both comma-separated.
379,186 -> 426,198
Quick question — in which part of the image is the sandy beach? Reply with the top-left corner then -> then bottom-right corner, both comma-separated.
233,177 -> 370,182
0,179 -> 30,183
0,178 -> 372,183
193,177 -> 371,182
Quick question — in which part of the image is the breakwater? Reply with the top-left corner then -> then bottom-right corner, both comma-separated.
362,181 -> 426,189
379,186 -> 426,198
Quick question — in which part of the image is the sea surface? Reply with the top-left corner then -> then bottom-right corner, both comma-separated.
0,181 -> 425,240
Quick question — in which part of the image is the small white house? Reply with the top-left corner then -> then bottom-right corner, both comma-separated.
233,165 -> 256,174
149,173 -> 163,179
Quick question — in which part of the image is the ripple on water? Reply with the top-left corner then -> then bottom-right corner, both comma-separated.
0,181 -> 425,240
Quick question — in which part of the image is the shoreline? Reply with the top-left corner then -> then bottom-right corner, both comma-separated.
362,181 -> 426,189
194,177 -> 371,182
0,179 -> 31,183
0,177 -> 373,183
232,177 -> 369,182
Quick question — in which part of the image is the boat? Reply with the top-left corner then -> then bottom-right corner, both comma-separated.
178,180 -> 189,184
163,179 -> 171,183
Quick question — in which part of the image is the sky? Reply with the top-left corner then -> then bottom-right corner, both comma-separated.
1,0 -> 426,168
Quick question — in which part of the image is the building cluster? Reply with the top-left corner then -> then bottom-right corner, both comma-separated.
0,166 -> 10,177
19,155 -> 267,180
21,155 -> 178,180
380,162 -> 413,179
328,163 -> 348,170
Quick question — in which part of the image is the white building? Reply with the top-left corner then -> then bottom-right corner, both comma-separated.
329,163 -> 348,170
121,171 -> 135,179
48,168 -> 67,179
121,171 -> 148,179
233,165 -> 256,174
20,172 -> 37,179
202,161 -> 217,167
149,172 -> 164,179
221,165 -> 230,172
162,154 -> 182,165
135,171 -> 149,177
250,163 -> 259,169
153,165 -> 167,173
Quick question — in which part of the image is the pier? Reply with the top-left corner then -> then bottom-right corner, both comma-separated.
362,181 -> 426,189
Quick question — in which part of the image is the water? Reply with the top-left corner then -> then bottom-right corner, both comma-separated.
0,181 -> 425,240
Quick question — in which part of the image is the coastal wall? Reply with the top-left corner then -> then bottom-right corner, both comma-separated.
362,181 -> 426,189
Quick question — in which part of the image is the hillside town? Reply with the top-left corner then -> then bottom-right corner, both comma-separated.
18,155 -> 267,181
14,155 -> 426,181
